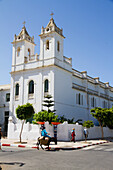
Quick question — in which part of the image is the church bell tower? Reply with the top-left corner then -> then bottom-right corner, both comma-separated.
39,14 -> 65,64
11,22 -> 35,72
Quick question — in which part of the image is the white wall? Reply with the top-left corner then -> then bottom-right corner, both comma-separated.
8,119 -> 113,141
10,67 -> 55,122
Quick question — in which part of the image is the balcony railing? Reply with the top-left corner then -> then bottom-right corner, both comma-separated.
24,54 -> 39,63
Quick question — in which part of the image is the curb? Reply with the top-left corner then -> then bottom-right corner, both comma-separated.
49,141 -> 108,151
1,141 -> 109,150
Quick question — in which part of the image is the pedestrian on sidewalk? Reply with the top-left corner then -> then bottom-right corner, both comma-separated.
0,127 -> 3,150
71,128 -> 76,143
83,127 -> 89,142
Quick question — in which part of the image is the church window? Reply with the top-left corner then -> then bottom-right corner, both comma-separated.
102,101 -> 107,108
17,47 -> 20,56
29,80 -> 34,94
76,93 -> 83,105
44,79 -> 49,92
15,83 -> 19,96
57,41 -> 60,51
28,48 -> 30,57
6,93 -> 10,102
91,97 -> 96,107
46,40 -> 49,50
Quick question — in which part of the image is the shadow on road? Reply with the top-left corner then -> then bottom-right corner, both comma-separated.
0,162 -> 25,167
1,150 -> 14,153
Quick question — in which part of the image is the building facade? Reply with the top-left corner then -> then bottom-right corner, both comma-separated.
0,84 -> 10,135
1,17 -> 113,133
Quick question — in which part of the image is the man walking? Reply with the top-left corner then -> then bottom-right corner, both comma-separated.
84,127 -> 88,142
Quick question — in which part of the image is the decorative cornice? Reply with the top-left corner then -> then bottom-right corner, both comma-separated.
39,31 -> 65,39
10,63 -> 72,75
11,39 -> 36,45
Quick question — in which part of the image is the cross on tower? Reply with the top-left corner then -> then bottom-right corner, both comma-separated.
23,21 -> 26,27
50,12 -> 54,18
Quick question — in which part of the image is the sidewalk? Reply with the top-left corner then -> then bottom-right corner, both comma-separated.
1,138 -> 110,151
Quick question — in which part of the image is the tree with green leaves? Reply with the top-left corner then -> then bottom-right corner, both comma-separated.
33,110 -> 58,124
90,107 -> 107,138
16,103 -> 34,143
33,95 -> 58,124
105,107 -> 113,129
58,115 -> 74,124
83,120 -> 94,129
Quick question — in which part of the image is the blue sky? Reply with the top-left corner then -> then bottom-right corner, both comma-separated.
0,0 -> 113,86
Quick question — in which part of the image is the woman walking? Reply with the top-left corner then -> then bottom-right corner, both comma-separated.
71,128 -> 76,143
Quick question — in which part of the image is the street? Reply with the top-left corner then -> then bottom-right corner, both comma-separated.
0,142 -> 113,170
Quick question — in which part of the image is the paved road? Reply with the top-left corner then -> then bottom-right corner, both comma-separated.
0,142 -> 113,170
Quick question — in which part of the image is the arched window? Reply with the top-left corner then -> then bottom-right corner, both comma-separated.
29,80 -> 34,94
15,83 -> 19,96
17,47 -> 20,56
28,48 -> 30,57
57,41 -> 60,51
44,79 -> 49,92
46,40 -> 49,50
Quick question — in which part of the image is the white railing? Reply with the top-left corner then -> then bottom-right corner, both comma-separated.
87,75 -> 95,84
63,56 -> 72,65
29,55 -> 35,61
72,83 -> 86,91
24,54 -> 39,63
72,69 -> 83,78
87,88 -> 98,95
100,81 -> 106,88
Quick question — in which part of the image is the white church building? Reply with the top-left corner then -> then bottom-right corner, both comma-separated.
0,16 -> 113,135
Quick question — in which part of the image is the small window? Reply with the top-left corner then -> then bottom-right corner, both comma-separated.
46,28 -> 49,32
17,47 -> 20,56
6,93 -> 10,102
5,111 -> 9,117
57,41 -> 60,51
15,83 -> 19,96
46,40 -> 49,50
44,79 -> 49,92
76,93 -> 83,105
29,80 -> 34,94
28,48 -> 30,56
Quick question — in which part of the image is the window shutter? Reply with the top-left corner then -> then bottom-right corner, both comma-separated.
95,99 -> 96,107
91,98 -> 93,107
81,95 -> 83,105
102,101 -> 104,108
76,94 -> 78,104
105,102 -> 107,108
